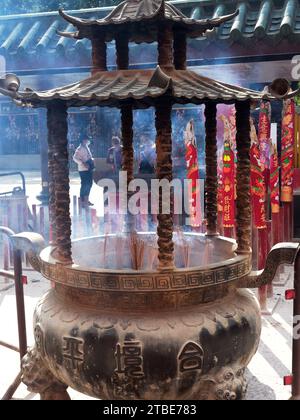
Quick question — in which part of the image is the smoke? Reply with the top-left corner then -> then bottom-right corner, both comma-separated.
71,232 -> 236,270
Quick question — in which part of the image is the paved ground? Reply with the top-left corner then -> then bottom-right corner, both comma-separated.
0,171 -> 296,400
0,170 -> 104,217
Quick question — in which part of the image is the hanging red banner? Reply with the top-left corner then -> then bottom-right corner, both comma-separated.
250,119 -> 267,229
217,153 -> 224,212
184,120 -> 202,227
222,141 -> 235,228
270,143 -> 280,214
281,99 -> 295,202
258,101 -> 271,189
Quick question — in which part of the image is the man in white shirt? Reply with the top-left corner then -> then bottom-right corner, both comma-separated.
73,137 -> 94,207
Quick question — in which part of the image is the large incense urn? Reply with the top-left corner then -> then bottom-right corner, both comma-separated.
13,233 -> 298,400
20,233 -> 257,400
2,0 -> 300,401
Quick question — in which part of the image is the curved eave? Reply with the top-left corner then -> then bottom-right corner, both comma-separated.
58,6 -> 239,42
2,68 -> 298,109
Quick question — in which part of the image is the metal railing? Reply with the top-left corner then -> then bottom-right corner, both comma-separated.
0,226 -> 27,400
0,172 -> 26,197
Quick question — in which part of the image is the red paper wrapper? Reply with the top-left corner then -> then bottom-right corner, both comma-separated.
250,119 -> 267,229
222,142 -> 235,228
185,120 -> 202,227
281,99 -> 295,203
258,101 -> 271,193
270,144 -> 280,213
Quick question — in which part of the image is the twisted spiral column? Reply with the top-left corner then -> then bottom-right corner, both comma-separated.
205,102 -> 218,236
116,33 -> 129,70
47,102 -> 72,263
174,31 -> 187,70
155,101 -> 174,269
158,24 -> 174,70
121,104 -> 135,233
47,106 -> 57,245
91,35 -> 107,74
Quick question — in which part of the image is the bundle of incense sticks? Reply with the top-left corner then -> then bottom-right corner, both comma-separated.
115,235 -> 124,269
129,233 -> 146,270
146,242 -> 158,270
182,240 -> 190,268
202,239 -> 214,266
175,227 -> 190,268
102,234 -> 108,268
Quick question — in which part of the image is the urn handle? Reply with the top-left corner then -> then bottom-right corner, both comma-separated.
238,242 -> 300,289
10,232 -> 45,273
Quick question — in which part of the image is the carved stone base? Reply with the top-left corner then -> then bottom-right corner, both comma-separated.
22,347 -> 70,400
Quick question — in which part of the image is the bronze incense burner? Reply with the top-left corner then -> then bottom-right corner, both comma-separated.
1,0 -> 299,400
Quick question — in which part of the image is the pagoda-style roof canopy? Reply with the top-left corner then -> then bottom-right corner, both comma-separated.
1,67 -> 296,109
58,0 -> 239,43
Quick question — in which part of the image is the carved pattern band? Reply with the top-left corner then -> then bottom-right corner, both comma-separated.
55,282 -> 233,310
38,253 -> 251,292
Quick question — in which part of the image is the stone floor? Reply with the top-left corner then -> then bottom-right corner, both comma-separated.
0,170 -> 104,217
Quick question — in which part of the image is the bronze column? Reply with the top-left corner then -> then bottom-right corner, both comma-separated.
158,24 -> 174,70
37,109 -> 49,205
116,33 -> 129,70
235,100 -> 252,254
121,104 -> 135,232
121,105 -> 134,184
47,106 -> 57,245
47,102 -> 72,263
155,100 -> 174,269
205,102 -> 218,236
91,34 -> 107,74
173,31 -> 187,70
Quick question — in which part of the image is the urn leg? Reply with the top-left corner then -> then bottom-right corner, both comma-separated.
22,347 -> 71,400
197,367 -> 248,400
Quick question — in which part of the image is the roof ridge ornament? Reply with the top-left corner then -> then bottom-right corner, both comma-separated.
58,8 -> 83,26
148,65 -> 172,90
0,73 -> 20,97
268,78 -> 300,99
56,29 -> 81,40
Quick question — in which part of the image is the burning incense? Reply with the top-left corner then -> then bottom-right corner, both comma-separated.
146,242 -> 158,270
129,233 -> 146,270
202,239 -> 214,266
115,235 -> 124,269
175,227 -> 191,268
102,234 -> 108,268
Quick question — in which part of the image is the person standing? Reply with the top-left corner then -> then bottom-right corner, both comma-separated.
73,137 -> 94,207
106,136 -> 123,173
